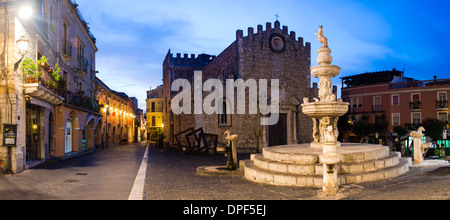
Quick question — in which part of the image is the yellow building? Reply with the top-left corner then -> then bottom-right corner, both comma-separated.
146,86 -> 163,143
96,77 -> 136,147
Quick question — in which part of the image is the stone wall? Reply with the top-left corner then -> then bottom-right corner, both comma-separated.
198,21 -> 314,152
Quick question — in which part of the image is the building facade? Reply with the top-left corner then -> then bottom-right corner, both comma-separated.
163,20 -> 315,153
0,0 -> 100,173
341,69 -> 450,143
146,85 -> 163,143
96,77 -> 136,147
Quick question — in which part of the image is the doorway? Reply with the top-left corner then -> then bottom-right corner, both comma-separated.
65,120 -> 73,153
26,104 -> 41,162
48,112 -> 55,157
269,113 -> 287,146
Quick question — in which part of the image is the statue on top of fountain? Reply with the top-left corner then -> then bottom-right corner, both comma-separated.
316,25 -> 328,49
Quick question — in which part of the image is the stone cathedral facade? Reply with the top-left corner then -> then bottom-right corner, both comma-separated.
163,20 -> 316,153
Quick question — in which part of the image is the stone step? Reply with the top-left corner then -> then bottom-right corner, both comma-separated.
340,152 -> 400,174
343,158 -> 410,184
252,152 -> 402,175
242,160 -> 323,187
242,158 -> 410,187
262,144 -> 390,165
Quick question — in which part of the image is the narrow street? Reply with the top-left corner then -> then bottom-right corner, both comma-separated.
0,142 -> 147,200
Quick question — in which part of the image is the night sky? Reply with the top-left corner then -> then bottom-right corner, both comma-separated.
75,0 -> 450,110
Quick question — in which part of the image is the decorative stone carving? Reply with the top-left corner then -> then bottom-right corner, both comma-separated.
312,118 -> 319,143
410,127 -> 425,139
224,130 -> 239,170
315,25 -> 328,49
410,127 -> 430,165
325,126 -> 337,143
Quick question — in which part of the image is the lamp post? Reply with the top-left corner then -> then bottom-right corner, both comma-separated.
3,35 -> 28,175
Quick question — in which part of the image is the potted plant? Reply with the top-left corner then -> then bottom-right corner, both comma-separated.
38,56 -> 51,72
20,57 -> 41,83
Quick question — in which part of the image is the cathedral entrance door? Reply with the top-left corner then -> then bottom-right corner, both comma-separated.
269,113 -> 287,146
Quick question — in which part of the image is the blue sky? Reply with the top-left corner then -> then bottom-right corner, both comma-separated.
75,0 -> 450,111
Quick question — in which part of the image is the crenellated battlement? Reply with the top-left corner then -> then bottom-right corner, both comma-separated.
236,20 -> 311,50
166,50 -> 216,67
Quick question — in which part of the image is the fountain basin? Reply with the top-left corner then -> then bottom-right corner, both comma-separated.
301,101 -> 349,118
242,144 -> 410,187
311,64 -> 341,79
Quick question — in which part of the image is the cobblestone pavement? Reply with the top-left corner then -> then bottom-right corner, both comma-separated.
0,142 -> 147,200
1,142 -> 449,200
144,145 -> 450,200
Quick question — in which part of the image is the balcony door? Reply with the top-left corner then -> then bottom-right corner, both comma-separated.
411,93 -> 421,110
373,96 -> 382,112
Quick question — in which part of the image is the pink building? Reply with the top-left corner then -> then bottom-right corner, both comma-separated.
341,69 -> 450,144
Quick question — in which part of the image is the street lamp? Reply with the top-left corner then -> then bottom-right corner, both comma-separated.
14,35 -> 29,72
16,36 -> 29,57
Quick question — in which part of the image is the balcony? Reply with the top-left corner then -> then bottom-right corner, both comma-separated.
410,102 -> 422,110
149,107 -> 163,113
372,105 -> 383,112
436,100 -> 448,109
62,41 -> 73,62
61,91 -> 100,114
75,56 -> 89,75
24,75 -> 64,106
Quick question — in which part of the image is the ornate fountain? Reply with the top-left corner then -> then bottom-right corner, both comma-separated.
301,25 -> 349,195
241,26 -> 410,197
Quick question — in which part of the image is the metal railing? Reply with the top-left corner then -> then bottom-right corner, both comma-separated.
410,102 -> 422,110
62,41 -> 73,57
437,100 -> 448,109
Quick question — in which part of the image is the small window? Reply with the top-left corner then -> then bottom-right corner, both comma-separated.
412,112 -> 421,125
392,113 -> 400,125
438,92 -> 447,102
438,112 -> 448,122
392,94 -> 399,106
218,98 -> 232,127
